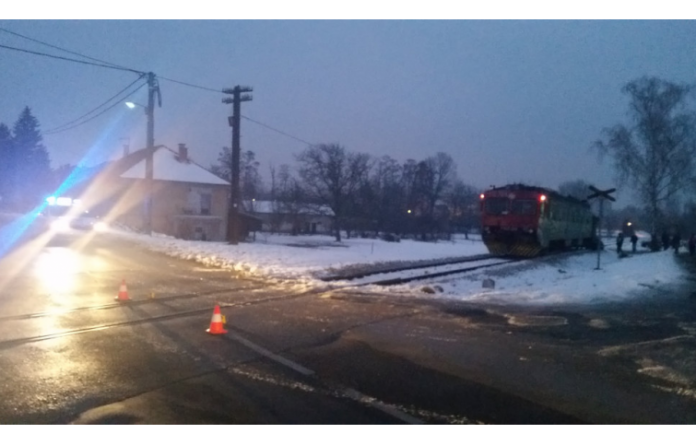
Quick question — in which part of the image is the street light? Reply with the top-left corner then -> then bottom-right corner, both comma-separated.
124,72 -> 161,235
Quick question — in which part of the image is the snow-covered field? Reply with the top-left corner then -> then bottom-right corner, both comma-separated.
113,229 -> 488,282
404,248 -> 687,306
105,227 -> 690,307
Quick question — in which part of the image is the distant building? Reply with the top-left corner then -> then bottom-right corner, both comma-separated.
81,144 -> 231,241
243,200 -> 334,235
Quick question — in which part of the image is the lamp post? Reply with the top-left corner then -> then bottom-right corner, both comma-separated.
125,72 -> 161,235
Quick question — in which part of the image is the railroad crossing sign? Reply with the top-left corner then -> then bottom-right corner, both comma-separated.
587,186 -> 616,202
587,186 -> 616,270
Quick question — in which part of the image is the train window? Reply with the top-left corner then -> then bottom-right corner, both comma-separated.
484,198 -> 508,215
511,199 -> 537,215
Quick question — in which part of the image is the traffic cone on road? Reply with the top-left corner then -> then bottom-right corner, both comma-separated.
206,305 -> 227,335
115,279 -> 130,302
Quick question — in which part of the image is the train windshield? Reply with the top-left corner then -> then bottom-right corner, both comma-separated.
484,198 -> 508,215
510,199 -> 538,215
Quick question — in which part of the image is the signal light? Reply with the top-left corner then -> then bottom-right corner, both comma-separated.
540,195 -> 547,202
480,194 -> 485,199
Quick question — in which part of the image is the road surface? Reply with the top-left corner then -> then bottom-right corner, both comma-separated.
0,230 -> 695,424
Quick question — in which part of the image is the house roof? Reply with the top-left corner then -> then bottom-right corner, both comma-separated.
243,200 -> 335,216
119,146 -> 229,185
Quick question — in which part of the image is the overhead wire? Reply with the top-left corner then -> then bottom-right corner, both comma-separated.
44,81 -> 148,135
0,43 -> 144,75
44,74 -> 147,133
241,115 -> 315,147
1,27 -> 315,146
158,76 -> 222,93
0,26 -> 137,73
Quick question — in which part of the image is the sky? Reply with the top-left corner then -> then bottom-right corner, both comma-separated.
2,5 -> 696,208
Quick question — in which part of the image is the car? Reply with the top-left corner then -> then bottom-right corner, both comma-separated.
44,195 -> 107,232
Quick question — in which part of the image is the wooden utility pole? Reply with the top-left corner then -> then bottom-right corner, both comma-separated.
222,85 -> 253,244
144,72 -> 161,235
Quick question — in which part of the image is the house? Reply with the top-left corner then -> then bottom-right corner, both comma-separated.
81,144 -> 230,241
243,200 -> 334,235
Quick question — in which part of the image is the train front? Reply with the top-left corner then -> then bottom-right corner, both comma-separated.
479,187 -> 546,257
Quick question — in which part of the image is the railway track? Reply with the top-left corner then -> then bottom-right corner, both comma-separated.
364,258 -> 521,286
0,283 -> 334,351
318,253 -> 522,287
320,254 -> 496,282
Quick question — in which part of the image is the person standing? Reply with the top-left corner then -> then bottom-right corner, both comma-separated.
673,233 -> 681,255
662,231 -> 670,250
616,232 -> 624,255
631,233 -> 638,253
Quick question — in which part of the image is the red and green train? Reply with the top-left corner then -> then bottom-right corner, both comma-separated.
480,184 -> 599,257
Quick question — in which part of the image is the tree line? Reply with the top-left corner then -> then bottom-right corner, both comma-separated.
594,76 -> 696,239
212,145 -> 481,242
0,106 -> 58,212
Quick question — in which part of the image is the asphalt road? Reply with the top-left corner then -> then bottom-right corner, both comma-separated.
1,230 -> 695,424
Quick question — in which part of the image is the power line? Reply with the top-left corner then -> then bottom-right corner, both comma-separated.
45,81 -> 148,135
0,26 -> 135,72
0,43 -> 144,74
241,115 -> 315,147
0,26 -> 220,95
45,74 -> 147,133
0,29 -> 315,148
158,76 -> 222,93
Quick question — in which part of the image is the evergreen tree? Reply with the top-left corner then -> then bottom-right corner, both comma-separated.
12,107 -> 51,206
0,123 -> 13,206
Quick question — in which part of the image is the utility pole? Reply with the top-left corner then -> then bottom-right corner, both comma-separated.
222,85 -> 253,245
145,72 -> 161,235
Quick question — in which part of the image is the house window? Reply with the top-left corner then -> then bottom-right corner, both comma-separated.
200,192 -> 212,215
186,187 -> 212,215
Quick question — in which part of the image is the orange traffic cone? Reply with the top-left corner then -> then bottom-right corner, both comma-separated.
206,305 -> 227,335
115,279 -> 130,302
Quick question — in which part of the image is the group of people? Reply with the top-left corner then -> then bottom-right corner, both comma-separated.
661,231 -> 696,256
616,231 -> 696,256
615,232 -> 639,255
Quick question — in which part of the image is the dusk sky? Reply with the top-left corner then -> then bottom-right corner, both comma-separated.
2,10 -> 696,206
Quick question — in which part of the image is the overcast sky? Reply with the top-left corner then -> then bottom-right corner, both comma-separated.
2,7 -> 696,206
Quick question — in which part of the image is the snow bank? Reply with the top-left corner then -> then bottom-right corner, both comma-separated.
390,249 -> 688,306
112,228 -> 484,280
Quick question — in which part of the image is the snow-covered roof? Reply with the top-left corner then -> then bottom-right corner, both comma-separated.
120,146 -> 229,186
243,200 -> 334,216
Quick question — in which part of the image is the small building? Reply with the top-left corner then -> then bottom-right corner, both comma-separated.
83,144 -> 231,241
243,200 -> 334,235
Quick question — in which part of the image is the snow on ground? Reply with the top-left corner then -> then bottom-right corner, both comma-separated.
385,248 -> 687,306
106,227 -> 689,307
111,229 -> 486,282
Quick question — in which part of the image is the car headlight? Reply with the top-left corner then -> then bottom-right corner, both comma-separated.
51,219 -> 70,231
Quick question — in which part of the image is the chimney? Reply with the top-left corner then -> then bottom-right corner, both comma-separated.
178,143 -> 188,162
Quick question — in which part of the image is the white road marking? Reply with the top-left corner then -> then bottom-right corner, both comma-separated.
225,331 -> 315,376
342,388 -> 424,424
225,331 -> 424,424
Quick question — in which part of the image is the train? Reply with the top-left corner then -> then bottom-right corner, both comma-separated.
479,183 -> 599,257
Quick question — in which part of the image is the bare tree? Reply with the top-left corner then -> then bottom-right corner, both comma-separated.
296,143 -> 370,241
594,77 -> 696,233
275,164 -> 306,235
211,148 -> 263,201
558,179 -> 594,200
445,180 -> 479,239
410,153 -> 457,214
407,153 -> 458,239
